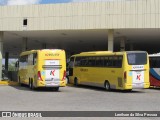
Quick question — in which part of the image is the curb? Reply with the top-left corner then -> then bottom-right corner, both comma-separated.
0,81 -> 73,86
67,84 -> 74,87
0,80 -> 19,86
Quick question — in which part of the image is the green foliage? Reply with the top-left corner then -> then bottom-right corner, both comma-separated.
8,60 -> 17,71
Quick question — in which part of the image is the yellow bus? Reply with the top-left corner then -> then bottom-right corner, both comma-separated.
18,49 -> 66,91
68,51 -> 150,90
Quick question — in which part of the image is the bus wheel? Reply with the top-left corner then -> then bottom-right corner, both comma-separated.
66,77 -> 70,84
18,77 -> 22,86
53,87 -> 59,91
126,89 -> 132,92
29,80 -> 32,89
104,81 -> 110,91
74,78 -> 78,86
29,80 -> 34,90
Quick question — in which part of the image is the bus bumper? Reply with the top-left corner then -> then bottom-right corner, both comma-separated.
36,81 -> 66,87
59,81 -> 66,87
124,84 -> 132,90
124,82 -> 150,89
143,82 -> 150,88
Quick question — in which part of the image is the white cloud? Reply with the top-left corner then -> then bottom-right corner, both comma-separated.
0,0 -> 41,5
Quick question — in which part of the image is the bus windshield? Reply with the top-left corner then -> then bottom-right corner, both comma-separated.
127,52 -> 147,65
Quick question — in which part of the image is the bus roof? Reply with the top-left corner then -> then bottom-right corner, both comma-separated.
71,51 -> 147,57
20,50 -> 37,56
80,51 -> 113,54
20,49 -> 64,56
149,53 -> 160,57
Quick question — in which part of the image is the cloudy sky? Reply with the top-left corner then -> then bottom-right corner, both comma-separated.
0,0 -> 118,5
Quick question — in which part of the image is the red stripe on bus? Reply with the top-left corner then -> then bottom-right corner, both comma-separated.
150,75 -> 160,87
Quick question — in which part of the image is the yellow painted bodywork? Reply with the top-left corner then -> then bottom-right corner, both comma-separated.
18,49 -> 66,88
69,51 -> 150,90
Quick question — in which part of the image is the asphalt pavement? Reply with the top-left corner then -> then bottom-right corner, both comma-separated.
0,85 -> 160,119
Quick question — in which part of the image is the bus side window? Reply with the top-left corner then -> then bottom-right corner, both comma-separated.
19,55 -> 28,68
33,53 -> 37,65
95,57 -> 100,67
108,56 -> 113,67
150,57 -> 154,68
69,57 -> 74,68
117,56 -> 123,68
100,57 -> 104,67
84,57 -> 89,66
75,57 -> 81,66
87,57 -> 95,67
95,56 -> 103,67
157,57 -> 160,68
112,56 -> 117,67
149,58 -> 152,67
80,59 -> 84,66
91,57 -> 96,66
151,58 -> 156,68
80,57 -> 88,66
113,56 -> 123,68
104,57 -> 109,67
88,57 -> 92,67
68,57 -> 74,76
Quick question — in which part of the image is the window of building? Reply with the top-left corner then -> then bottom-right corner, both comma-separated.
23,19 -> 27,26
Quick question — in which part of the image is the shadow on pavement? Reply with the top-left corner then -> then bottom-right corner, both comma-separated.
149,87 -> 160,90
68,84 -> 146,93
9,84 -> 62,92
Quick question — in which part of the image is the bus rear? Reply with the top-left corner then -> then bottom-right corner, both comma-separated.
124,51 -> 150,90
149,54 -> 160,87
36,49 -> 66,89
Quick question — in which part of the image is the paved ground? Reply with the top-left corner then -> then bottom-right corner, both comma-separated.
0,85 -> 160,119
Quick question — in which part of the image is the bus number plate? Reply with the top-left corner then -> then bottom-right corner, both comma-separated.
46,79 -> 60,86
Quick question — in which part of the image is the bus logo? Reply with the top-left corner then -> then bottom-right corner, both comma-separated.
136,75 -> 141,80
45,53 -> 59,56
50,70 -> 55,76
132,65 -> 144,70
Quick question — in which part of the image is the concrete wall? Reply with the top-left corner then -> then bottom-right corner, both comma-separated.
0,0 -> 159,31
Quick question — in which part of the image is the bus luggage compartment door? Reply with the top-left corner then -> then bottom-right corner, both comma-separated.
131,70 -> 144,88
43,60 -> 61,87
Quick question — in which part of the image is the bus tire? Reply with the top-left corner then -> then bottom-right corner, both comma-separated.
74,78 -> 78,86
104,81 -> 110,91
53,87 -> 59,91
66,76 -> 70,84
29,79 -> 34,90
29,79 -> 32,89
18,77 -> 22,86
126,89 -> 132,92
